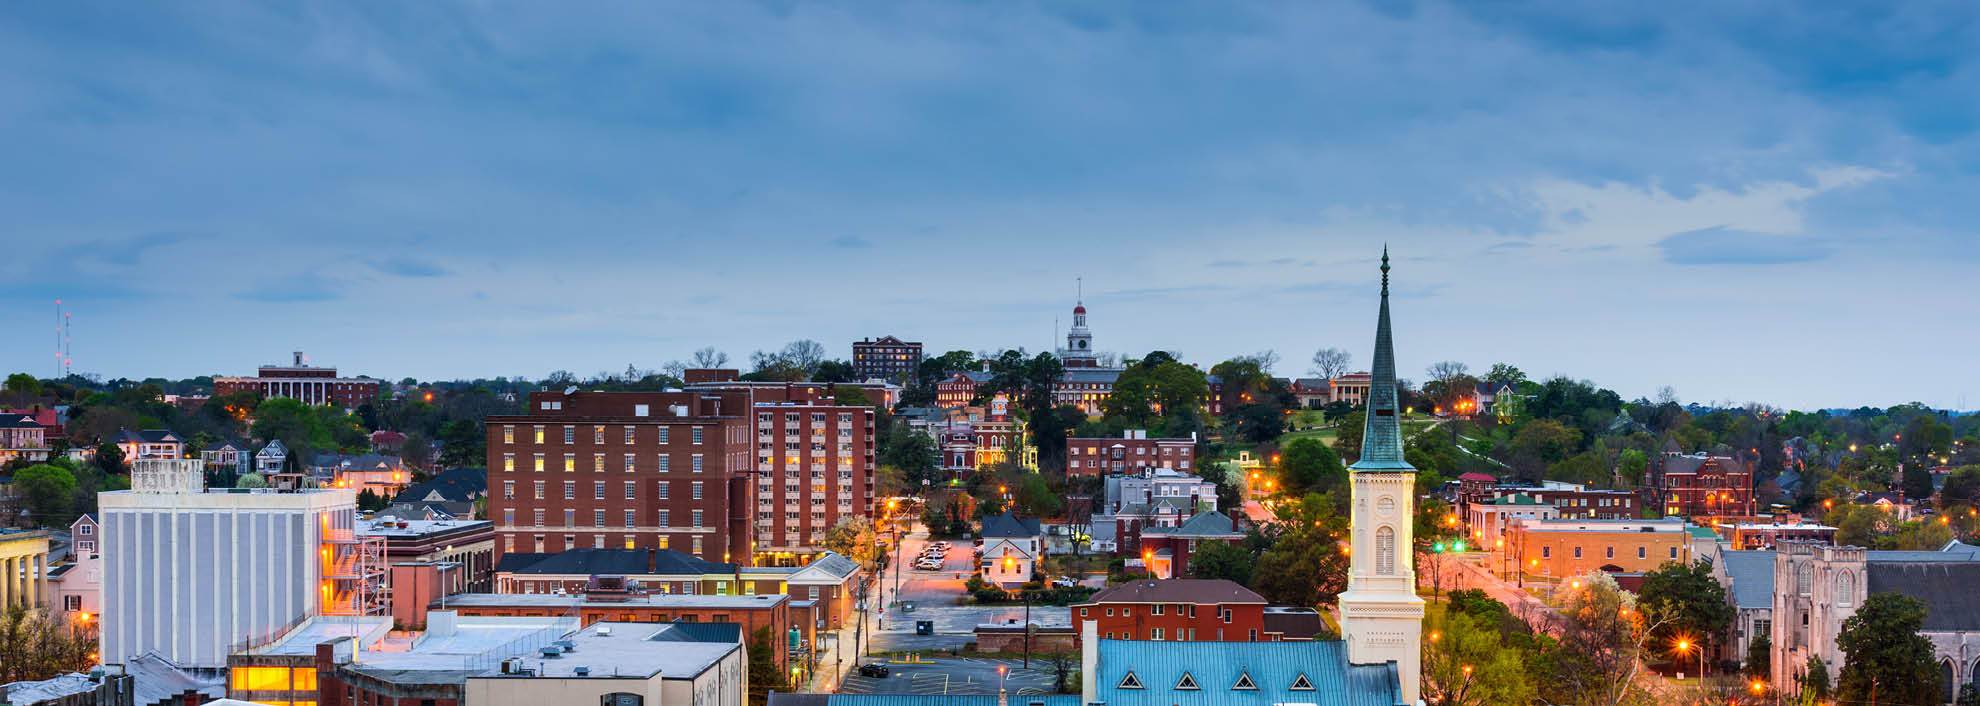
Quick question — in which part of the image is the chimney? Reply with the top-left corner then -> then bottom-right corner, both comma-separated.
1079,619 -> 1099,705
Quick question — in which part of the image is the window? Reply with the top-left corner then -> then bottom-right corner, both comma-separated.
503,480 -> 515,499
532,509 -> 544,527
503,453 -> 515,472
634,405 -> 649,418
593,425 -> 605,444
1836,571 -> 1855,607
1669,546 -> 1679,559
533,425 -> 545,443
692,510 -> 704,527
504,509 -> 515,526
659,455 -> 671,472
1376,526 -> 1396,575
563,481 -> 575,500
1638,547 -> 1647,559
692,481 -> 704,500
1605,546 -> 1614,559
533,481 -> 545,500
658,481 -> 670,499
625,481 -> 636,500
1151,627 -> 1165,640
624,454 -> 636,473
659,427 -> 670,443
593,453 -> 604,472
503,425 -> 514,444
692,454 -> 704,473
625,509 -> 636,528
692,427 -> 704,445
594,481 -> 605,500
563,454 -> 575,472
659,510 -> 671,527
533,453 -> 545,472
564,509 -> 576,527
65,595 -> 82,611
1573,546 -> 1583,559
1542,546 -> 1551,559
563,426 -> 575,443
1151,604 -> 1164,615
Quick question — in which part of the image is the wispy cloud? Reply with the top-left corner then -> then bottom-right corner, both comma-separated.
234,270 -> 346,302
1656,227 -> 1833,266
368,256 -> 450,278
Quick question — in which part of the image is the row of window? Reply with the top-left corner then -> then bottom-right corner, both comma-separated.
1539,545 -> 1679,560
507,533 -> 703,556
500,452 -> 706,473
503,479 -> 704,501
501,507 -> 705,528
504,424 -> 704,446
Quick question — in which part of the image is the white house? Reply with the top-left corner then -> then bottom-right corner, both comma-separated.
977,512 -> 1043,589
45,513 -> 103,619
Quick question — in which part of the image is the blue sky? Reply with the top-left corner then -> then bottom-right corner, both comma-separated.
2,2 -> 1976,410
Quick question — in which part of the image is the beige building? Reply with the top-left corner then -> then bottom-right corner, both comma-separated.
0,528 -> 51,609
1509,517 -> 1693,579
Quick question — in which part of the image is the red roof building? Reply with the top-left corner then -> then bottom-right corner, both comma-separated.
1072,578 -> 1270,642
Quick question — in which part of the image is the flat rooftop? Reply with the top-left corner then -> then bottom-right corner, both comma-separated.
441,592 -> 789,609
1517,518 -> 1690,533
248,616 -> 394,656
358,518 -> 492,539
497,622 -> 737,679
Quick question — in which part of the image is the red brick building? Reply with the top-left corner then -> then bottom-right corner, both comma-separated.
1657,453 -> 1755,520
935,372 -> 984,408
485,381 -> 875,568
213,351 -> 379,409
1072,578 -> 1269,642
1066,430 -> 1197,477
852,335 -> 921,383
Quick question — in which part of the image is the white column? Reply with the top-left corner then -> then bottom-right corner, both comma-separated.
28,555 -> 41,608
1,556 -> 15,608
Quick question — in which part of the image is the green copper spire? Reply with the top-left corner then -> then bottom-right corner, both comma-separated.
1351,246 -> 1415,472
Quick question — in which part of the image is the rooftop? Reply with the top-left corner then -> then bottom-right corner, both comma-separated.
1081,578 -> 1265,605
1516,518 -> 1689,533
1719,550 -> 1776,610
358,518 -> 491,539
440,592 -> 789,610
1094,638 -> 1402,706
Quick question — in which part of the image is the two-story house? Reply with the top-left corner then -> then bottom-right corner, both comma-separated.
978,512 -> 1044,589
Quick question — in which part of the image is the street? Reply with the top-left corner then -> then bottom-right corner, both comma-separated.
836,657 -> 1060,696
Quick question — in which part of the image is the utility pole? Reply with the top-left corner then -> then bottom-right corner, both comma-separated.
1022,591 -> 1033,669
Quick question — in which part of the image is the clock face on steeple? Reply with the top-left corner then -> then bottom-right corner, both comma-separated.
1077,340 -> 1087,349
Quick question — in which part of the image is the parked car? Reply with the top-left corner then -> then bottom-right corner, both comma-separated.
1050,576 -> 1078,588
858,663 -> 890,678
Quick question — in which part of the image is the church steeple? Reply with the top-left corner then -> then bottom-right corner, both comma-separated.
1351,246 -> 1413,472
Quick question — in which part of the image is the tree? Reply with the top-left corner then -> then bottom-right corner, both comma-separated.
1333,411 -> 1365,462
1635,560 -> 1734,666
690,347 -> 730,369
1901,462 -> 1936,502
1252,493 -> 1350,606
1801,655 -> 1831,703
1422,605 -> 1536,706
1535,572 -> 1671,706
1280,436 -> 1347,496
12,464 -> 78,527
1746,633 -> 1771,680
355,488 -> 387,512
0,604 -> 97,683
745,626 -> 787,706
1013,474 -> 1063,517
1483,363 -> 1527,387
1507,419 -> 1580,482
1836,592 -> 1940,706
812,359 -> 857,383
1942,466 -> 1980,504
821,516 -> 881,568
1309,348 -> 1352,379
876,422 -> 939,488
1184,539 -> 1254,585
1426,360 -> 1471,388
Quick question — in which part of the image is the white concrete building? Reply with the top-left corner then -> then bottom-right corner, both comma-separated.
99,458 -> 382,671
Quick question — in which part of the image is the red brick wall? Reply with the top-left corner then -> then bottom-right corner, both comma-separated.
1072,600 -> 1266,642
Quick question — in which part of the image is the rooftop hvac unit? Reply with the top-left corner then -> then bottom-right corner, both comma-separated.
540,646 -> 564,658
574,666 -> 590,677
500,658 -> 527,674
596,625 -> 613,636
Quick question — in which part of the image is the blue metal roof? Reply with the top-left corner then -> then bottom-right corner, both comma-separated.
793,697 -> 1079,706
1095,638 -> 1403,706
1720,550 -> 1776,610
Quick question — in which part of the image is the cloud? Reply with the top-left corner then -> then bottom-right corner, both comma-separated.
368,256 -> 450,278
234,270 -> 346,302
1656,227 -> 1833,265
829,236 -> 872,249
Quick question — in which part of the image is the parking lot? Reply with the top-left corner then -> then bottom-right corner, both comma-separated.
837,657 -> 1063,696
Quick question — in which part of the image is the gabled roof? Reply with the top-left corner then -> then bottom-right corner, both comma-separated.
115,428 -> 182,444
1082,579 -> 1264,605
1866,562 -> 1980,631
1458,472 -> 1497,482
203,438 -> 252,452
0,414 -> 40,429
393,467 -> 486,504
787,551 -> 859,582
1491,493 -> 1543,506
1719,550 -> 1776,610
1141,511 -> 1242,538
980,512 -> 1041,538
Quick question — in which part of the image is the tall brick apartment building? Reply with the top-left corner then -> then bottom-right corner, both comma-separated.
485,379 -> 874,567
852,335 -> 922,382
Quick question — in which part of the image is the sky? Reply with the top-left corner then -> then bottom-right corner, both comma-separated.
2,2 -> 1977,411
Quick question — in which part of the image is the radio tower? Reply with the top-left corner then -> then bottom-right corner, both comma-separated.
53,299 -> 63,378
63,306 -> 72,378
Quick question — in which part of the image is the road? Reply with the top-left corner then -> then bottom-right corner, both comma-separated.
1420,550 -> 1561,633
867,527 -> 1071,654
837,657 -> 1061,697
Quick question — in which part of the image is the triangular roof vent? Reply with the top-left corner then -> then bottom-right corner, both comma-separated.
1118,671 -> 1144,689
1290,673 -> 1315,691
1175,672 -> 1199,690
1232,672 -> 1257,690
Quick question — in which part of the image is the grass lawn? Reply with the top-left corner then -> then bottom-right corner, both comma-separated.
1274,416 -> 1437,449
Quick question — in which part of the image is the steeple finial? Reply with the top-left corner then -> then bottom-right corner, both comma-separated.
1380,245 -> 1390,294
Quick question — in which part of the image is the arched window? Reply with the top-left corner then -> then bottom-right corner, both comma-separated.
1376,526 -> 1396,575
1942,660 -> 1957,704
1795,563 -> 1811,595
1835,571 -> 1854,607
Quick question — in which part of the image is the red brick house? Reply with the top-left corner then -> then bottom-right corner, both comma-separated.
1072,578 -> 1269,642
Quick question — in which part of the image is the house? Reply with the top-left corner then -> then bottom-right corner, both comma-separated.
977,512 -> 1044,588
1136,511 -> 1245,579
1072,578 -> 1269,642
1290,378 -> 1332,409
1853,490 -> 1915,522
391,466 -> 487,518
765,551 -> 862,631
111,429 -> 184,461
3,406 -> 64,442
199,439 -> 253,478
0,413 -> 49,465
311,453 -> 410,497
43,514 -> 102,619
254,439 -> 288,476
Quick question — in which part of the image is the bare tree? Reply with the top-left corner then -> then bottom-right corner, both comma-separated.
1248,349 -> 1281,373
1310,347 -> 1352,379
1426,360 -> 1471,386
1654,386 -> 1679,406
659,360 -> 688,379
781,340 -> 826,376
1537,571 -> 1676,706
689,347 -> 730,369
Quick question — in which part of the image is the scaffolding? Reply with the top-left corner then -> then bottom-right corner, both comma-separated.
321,529 -> 387,616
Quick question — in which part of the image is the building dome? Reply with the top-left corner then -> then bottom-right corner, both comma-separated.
1073,304 -> 1086,314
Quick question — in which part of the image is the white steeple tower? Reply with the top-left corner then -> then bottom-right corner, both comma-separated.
1062,277 -> 1096,367
1337,248 -> 1425,704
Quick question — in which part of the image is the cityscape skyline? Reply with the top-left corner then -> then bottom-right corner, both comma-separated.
4,3 -> 1979,410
